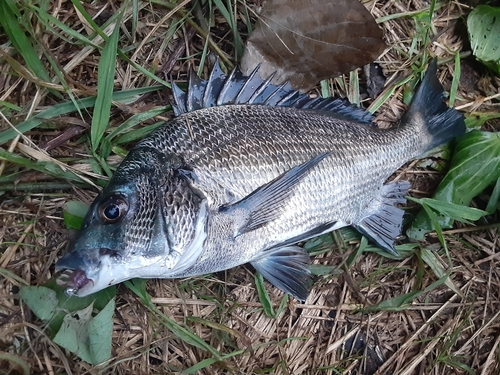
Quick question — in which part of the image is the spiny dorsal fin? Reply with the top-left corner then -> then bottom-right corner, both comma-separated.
170,61 -> 375,124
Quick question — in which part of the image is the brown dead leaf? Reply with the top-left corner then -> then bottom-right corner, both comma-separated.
241,0 -> 386,91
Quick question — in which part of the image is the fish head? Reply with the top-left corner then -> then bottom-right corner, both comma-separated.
55,148 -> 208,297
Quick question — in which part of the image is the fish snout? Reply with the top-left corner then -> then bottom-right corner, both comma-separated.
55,250 -> 100,296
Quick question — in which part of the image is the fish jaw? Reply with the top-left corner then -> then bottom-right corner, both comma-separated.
55,248 -> 168,296
55,248 -> 116,297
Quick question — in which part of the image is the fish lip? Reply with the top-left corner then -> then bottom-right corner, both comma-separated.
55,248 -> 110,297
56,268 -> 95,297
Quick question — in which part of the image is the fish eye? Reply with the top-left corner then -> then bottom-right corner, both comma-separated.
98,196 -> 128,224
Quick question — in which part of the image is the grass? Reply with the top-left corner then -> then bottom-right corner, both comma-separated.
0,0 -> 499,374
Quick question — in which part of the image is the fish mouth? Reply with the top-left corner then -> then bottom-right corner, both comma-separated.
55,250 -> 99,297
56,269 -> 95,297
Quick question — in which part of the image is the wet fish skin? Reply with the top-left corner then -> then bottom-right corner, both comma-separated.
56,60 -> 465,300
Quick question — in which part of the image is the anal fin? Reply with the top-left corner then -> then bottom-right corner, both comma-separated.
354,181 -> 410,256
251,245 -> 311,302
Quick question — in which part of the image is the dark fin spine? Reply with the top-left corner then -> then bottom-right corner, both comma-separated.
187,69 -> 207,112
403,59 -> 466,150
233,65 -> 266,104
252,245 -> 311,301
203,60 -> 226,107
170,61 -> 375,124
354,181 -> 410,256
171,79 -> 187,116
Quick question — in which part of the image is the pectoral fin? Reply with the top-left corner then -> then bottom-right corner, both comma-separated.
354,181 -> 410,255
219,153 -> 329,236
251,245 -> 311,301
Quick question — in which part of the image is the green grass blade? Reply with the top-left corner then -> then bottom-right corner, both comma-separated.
0,0 -> 51,82
132,0 -> 139,41
448,52 -> 460,107
408,197 -> 487,224
255,273 -> 275,318
106,106 -> 170,141
0,148 -> 90,184
0,86 -> 162,145
420,247 -> 462,296
421,203 -> 451,265
114,124 -> 163,145
91,14 -> 122,153
0,101 -> 22,112
348,70 -> 360,106
212,0 -> 244,58
28,3 -> 100,48
368,74 -> 413,113
69,0 -> 171,87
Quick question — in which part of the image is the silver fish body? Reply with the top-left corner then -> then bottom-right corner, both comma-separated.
56,60 -> 465,300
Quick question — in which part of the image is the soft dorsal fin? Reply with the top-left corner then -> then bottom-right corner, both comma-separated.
170,61 -> 374,124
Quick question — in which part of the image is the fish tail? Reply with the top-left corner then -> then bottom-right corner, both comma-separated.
402,59 -> 465,151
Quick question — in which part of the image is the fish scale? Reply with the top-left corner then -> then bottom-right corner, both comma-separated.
55,60 -> 465,301
151,106 -> 414,205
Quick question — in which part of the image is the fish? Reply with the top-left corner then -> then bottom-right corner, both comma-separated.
55,59 -> 465,301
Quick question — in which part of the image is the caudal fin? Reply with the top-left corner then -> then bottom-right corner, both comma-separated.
402,59 -> 465,150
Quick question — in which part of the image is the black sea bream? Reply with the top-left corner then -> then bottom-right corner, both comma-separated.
56,60 -> 465,300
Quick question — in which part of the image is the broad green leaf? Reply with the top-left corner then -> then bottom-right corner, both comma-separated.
467,5 -> 500,74
53,298 -> 115,365
63,201 -> 90,230
19,286 -> 59,322
408,130 -> 500,240
486,177 -> 500,214
88,298 -> 115,364
92,15 -> 122,153
465,112 -> 500,130
408,197 -> 487,224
